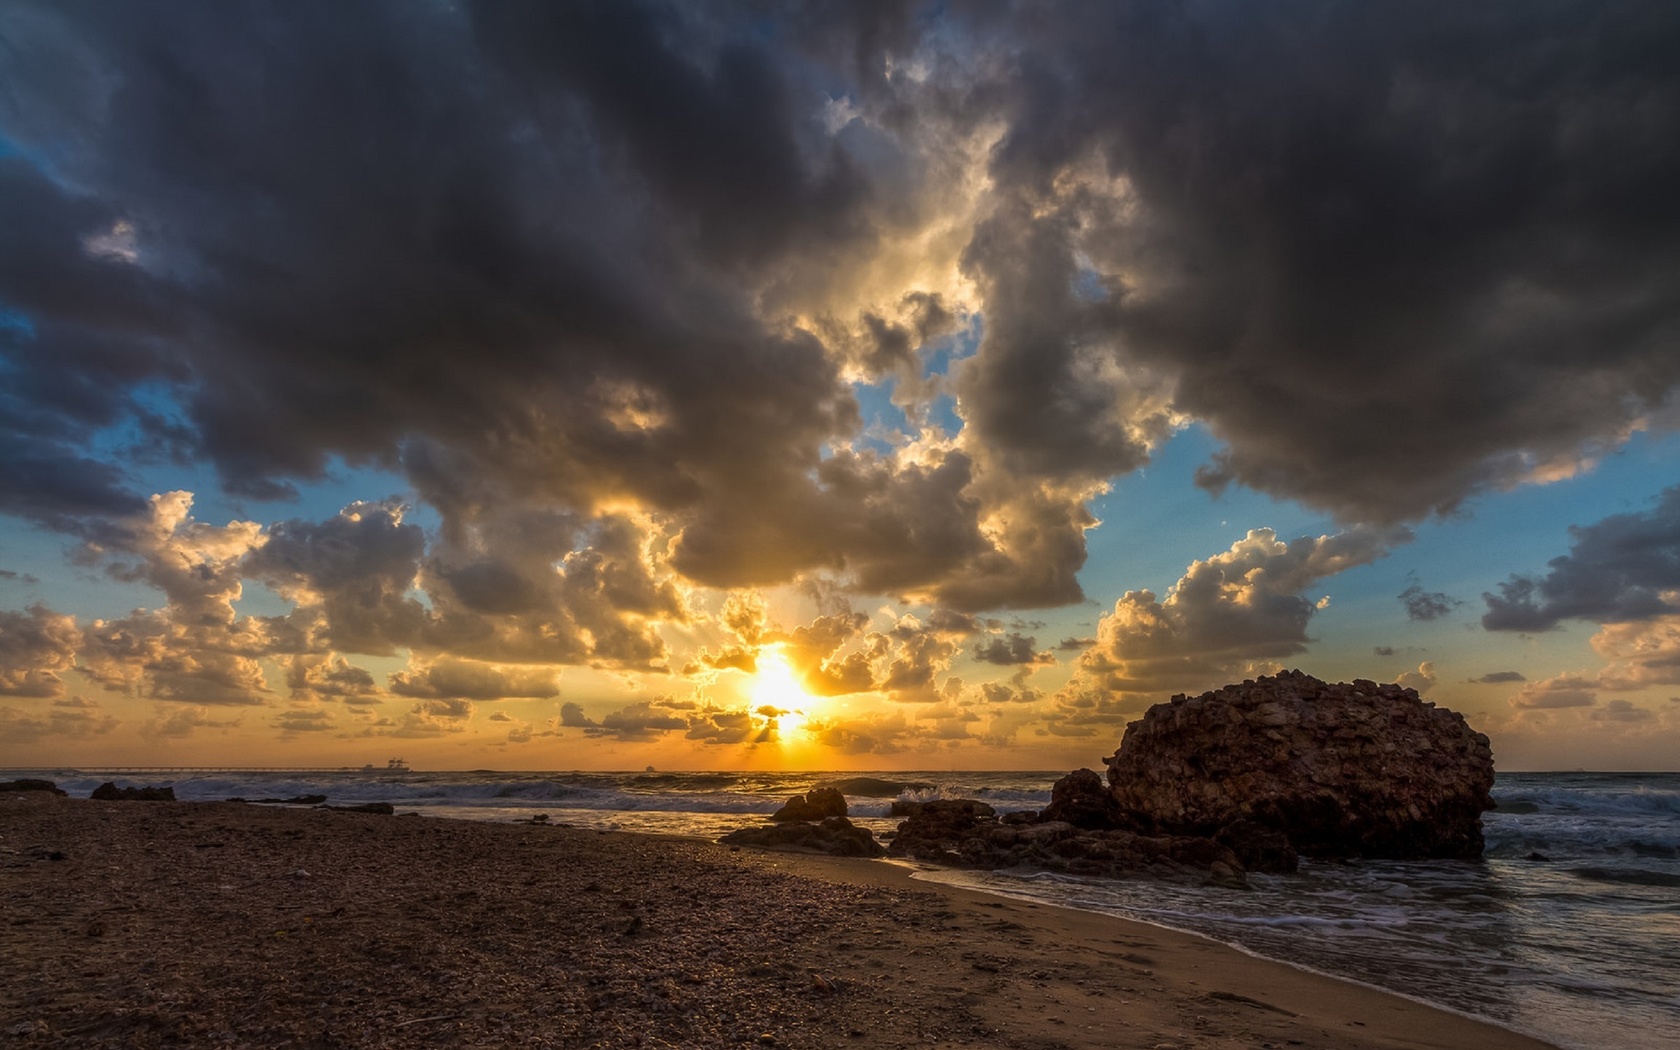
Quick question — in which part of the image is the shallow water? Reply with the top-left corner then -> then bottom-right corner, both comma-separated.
19,767 -> 1677,1050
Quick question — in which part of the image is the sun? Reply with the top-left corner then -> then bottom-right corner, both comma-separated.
750,646 -> 814,737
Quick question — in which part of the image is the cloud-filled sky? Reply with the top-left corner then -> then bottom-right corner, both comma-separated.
3,0 -> 1679,771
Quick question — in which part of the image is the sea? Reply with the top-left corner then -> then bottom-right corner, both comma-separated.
15,767 -> 1677,1050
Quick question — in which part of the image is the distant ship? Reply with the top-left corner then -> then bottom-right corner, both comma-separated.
359,757 -> 410,773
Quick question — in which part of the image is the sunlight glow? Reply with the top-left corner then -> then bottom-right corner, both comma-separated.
749,646 -> 813,739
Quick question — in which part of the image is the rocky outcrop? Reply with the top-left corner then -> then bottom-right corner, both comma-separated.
721,816 -> 886,858
770,787 -> 848,822
0,779 -> 66,796
886,799 -> 996,860
887,799 -> 1246,886
1105,670 -> 1495,860
90,782 -> 176,802
1039,768 -> 1129,830
725,789 -> 885,857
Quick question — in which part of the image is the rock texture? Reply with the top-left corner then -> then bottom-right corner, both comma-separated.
887,799 -> 1246,887
1104,670 -> 1494,860
0,779 -> 66,796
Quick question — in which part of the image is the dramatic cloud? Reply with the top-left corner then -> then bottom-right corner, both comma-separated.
982,2 -> 1680,523
1484,486 -> 1680,631
1082,525 -> 1410,691
3,0 -> 1668,621
247,501 -> 426,655
0,605 -> 80,697
3,2 -> 1680,765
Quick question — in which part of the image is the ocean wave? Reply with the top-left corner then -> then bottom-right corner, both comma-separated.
817,776 -> 932,797
1568,866 -> 1680,889
894,783 -> 1052,810
1493,781 -> 1680,819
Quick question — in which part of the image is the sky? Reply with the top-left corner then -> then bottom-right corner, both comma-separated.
2,1 -> 1679,773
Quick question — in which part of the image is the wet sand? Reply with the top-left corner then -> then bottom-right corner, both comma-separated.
1,794 -> 1559,1049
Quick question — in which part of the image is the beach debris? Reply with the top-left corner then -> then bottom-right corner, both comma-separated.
1105,670 -> 1496,860
89,782 -> 175,802
769,787 -> 848,822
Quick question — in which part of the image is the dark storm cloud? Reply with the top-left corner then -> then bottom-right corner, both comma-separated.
0,156 -> 181,527
971,0 -> 1680,523
3,0 -> 1679,629
1484,486 -> 1680,631
246,501 -> 427,654
1,0 -> 862,556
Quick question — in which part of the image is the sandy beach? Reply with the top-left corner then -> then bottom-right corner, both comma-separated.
2,793 -> 1560,1050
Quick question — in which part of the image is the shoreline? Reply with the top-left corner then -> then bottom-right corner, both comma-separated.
3,794 -> 1561,1049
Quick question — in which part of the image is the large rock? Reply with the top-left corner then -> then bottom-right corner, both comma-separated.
1104,670 -> 1495,860
770,787 -> 848,822
1039,768 -> 1130,830
721,816 -> 885,858
886,799 -> 996,863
